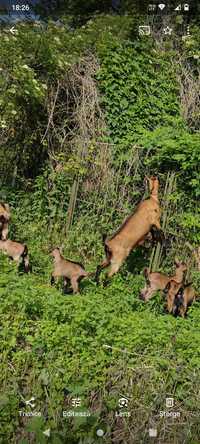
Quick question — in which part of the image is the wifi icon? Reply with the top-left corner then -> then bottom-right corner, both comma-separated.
158,4 -> 166,10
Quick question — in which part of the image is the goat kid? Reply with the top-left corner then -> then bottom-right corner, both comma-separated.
95,177 -> 164,284
0,202 -> 11,240
50,248 -> 91,294
164,280 -> 196,317
140,258 -> 187,301
0,239 -> 30,272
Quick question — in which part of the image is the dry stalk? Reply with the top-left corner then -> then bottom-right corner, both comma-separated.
176,56 -> 200,130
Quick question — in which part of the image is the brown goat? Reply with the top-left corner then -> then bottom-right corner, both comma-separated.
95,177 -> 164,284
140,258 -> 187,301
0,239 -> 30,272
164,280 -> 196,317
50,248 -> 90,294
0,203 -> 11,240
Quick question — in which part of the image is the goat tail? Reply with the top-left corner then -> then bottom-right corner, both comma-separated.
101,233 -> 112,261
102,233 -> 107,243
22,244 -> 28,258
24,255 -> 30,273
22,245 -> 30,273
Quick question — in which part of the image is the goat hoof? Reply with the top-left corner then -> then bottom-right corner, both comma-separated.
63,287 -> 73,295
103,279 -> 110,288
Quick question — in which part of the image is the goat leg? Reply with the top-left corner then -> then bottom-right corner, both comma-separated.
103,275 -> 111,288
95,258 -> 110,285
71,277 -> 79,294
151,225 -> 165,244
63,277 -> 73,294
51,275 -> 55,286
2,223 -> 8,241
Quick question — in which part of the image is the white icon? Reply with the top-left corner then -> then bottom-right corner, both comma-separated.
118,397 -> 128,408
10,26 -> 17,35
71,397 -> 81,407
43,429 -> 51,437
184,3 -> 190,11
175,4 -> 181,10
139,26 -> 151,36
182,25 -> 191,39
25,397 -> 36,408
149,428 -> 158,437
96,429 -> 104,437
148,4 -> 156,11
163,26 -> 173,35
166,397 -> 174,408
158,4 -> 166,10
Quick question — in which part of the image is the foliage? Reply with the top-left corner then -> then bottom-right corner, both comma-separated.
96,39 -> 184,149
0,9 -> 200,444
1,259 -> 200,443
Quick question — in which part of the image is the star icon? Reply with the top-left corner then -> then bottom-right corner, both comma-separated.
163,26 -> 173,35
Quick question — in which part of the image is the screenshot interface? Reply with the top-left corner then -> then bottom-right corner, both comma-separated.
0,1 -> 200,443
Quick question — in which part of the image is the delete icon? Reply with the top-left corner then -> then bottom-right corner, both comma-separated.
166,397 -> 174,408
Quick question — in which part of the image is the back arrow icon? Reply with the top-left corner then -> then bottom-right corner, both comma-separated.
10,27 -> 17,35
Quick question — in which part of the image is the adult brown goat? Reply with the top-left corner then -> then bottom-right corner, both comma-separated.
0,202 -> 11,240
95,177 -> 164,284
0,239 -> 30,272
164,280 -> 196,317
50,248 -> 92,294
140,258 -> 187,301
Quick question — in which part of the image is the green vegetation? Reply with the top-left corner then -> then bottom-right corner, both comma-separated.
0,7 -> 200,444
1,260 -> 200,443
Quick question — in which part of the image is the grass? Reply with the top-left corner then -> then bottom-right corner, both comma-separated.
0,253 -> 200,444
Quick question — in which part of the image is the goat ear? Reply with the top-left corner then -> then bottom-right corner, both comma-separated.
143,176 -> 149,188
60,244 -> 65,254
174,257 -> 180,266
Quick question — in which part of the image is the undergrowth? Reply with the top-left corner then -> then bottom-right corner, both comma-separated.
1,253 -> 200,443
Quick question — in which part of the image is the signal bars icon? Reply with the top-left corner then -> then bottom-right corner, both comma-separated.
148,3 -> 190,13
